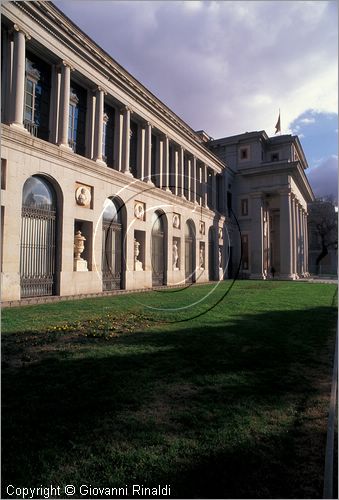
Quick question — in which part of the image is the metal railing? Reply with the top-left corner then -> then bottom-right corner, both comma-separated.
24,119 -> 38,137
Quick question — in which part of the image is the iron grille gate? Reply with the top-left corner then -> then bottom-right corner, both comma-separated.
20,204 -> 56,298
152,232 -> 165,286
185,236 -> 194,283
102,221 -> 122,291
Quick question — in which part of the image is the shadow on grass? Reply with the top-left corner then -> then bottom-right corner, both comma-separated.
2,306 -> 336,499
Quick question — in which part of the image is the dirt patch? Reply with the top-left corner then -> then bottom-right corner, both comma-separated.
1,313 -> 154,369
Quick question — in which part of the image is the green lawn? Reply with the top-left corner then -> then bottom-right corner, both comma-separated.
2,281 -> 337,498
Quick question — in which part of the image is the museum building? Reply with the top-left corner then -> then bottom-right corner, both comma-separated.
0,1 -> 314,303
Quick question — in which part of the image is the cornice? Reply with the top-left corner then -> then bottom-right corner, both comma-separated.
237,160 -> 314,202
4,1 -> 226,174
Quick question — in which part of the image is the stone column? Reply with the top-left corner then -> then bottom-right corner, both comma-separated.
122,105 -> 132,176
163,135 -> 170,191
93,87 -> 105,163
49,64 -> 60,144
114,107 -> 123,171
290,195 -> 297,276
187,158 -> 192,202
174,147 -> 179,196
299,207 -> 305,276
295,200 -> 301,277
58,61 -> 72,148
156,135 -> 163,188
179,146 -> 185,198
280,190 -> 294,279
85,90 -> 95,159
10,25 -> 30,129
250,193 -> 264,279
304,211 -> 309,275
138,124 -> 145,180
203,164 -> 208,207
192,156 -> 197,203
144,122 -> 153,184
212,172 -> 217,210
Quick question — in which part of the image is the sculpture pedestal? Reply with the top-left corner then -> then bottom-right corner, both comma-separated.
74,259 -> 88,272
219,268 -> 224,280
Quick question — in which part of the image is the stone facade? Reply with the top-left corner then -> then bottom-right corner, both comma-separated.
0,2 -> 314,303
208,131 -> 314,280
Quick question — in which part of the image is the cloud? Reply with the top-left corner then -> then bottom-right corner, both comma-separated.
299,118 -> 316,125
54,0 -> 338,139
289,110 -> 338,168
306,155 -> 338,201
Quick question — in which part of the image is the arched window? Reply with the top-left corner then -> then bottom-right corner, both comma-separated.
102,198 -> 123,290
20,176 -> 57,297
151,211 -> 166,286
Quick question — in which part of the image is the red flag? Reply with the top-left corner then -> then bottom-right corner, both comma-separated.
275,111 -> 281,134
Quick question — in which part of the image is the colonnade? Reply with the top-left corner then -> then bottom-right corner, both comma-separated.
6,24 -> 219,210
250,190 -> 309,279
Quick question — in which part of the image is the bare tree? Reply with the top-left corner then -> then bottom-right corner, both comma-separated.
309,197 -> 338,273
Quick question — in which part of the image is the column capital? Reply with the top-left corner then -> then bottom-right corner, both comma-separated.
121,104 -> 133,114
13,24 -> 31,40
94,85 -> 107,96
58,60 -> 74,72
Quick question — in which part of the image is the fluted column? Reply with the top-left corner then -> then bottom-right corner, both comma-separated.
10,25 -> 30,129
280,190 -> 294,279
58,61 -> 72,148
179,146 -> 185,198
187,158 -> 192,202
93,87 -> 105,163
144,122 -> 153,184
163,135 -> 170,191
122,106 -> 132,176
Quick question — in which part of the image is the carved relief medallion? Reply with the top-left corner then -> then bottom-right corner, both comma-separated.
134,202 -> 145,220
76,186 -> 91,207
173,213 -> 180,229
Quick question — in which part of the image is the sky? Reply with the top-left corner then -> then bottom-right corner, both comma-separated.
54,0 -> 338,201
